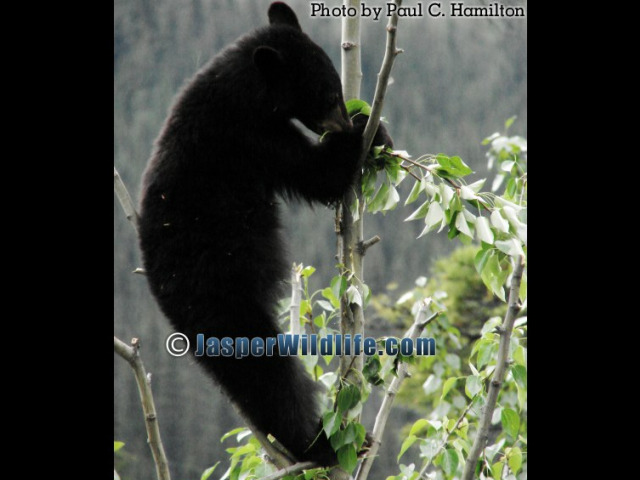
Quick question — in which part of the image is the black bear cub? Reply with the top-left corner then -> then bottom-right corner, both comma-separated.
139,1 -> 391,467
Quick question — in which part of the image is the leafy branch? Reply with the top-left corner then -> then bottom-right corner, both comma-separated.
365,120 -> 527,302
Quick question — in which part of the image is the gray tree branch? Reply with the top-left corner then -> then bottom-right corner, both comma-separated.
114,336 -> 171,480
356,303 -> 439,480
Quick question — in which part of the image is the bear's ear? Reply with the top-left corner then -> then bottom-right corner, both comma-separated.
253,46 -> 285,80
268,2 -> 302,31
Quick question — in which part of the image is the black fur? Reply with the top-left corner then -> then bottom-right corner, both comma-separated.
138,2 -> 391,466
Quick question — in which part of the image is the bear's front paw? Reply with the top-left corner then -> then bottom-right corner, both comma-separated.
352,113 -> 394,149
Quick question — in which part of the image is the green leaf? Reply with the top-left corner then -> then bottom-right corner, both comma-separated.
475,217 -> 494,244
363,355 -> 382,385
465,375 -> 482,398
484,439 -> 505,463
508,446 -> 523,474
323,411 -> 340,437
405,200 -> 430,222
362,168 -> 378,198
505,115 -> 517,129
301,266 -> 316,278
346,99 -> 372,117
405,179 -> 424,205
424,202 -> 444,230
384,158 -> 405,184
441,448 -> 459,476
337,384 -> 361,412
354,423 -> 367,449
397,434 -> 418,461
495,239 -> 525,258
501,204 -> 524,226
343,422 -> 357,445
481,316 -> 502,335
220,427 -> 247,443
441,377 -> 458,400
331,275 -> 348,301
501,408 -> 520,438
505,177 -> 517,198
321,290 -> 338,310
491,460 -> 504,480
490,210 -> 509,233
346,285 -> 363,307
330,428 -> 346,450
481,253 -> 507,301
474,247 -> 492,274
200,462 -> 220,480
516,383 -> 526,411
368,181 -> 390,212
454,209 -> 473,238
476,340 -> 495,369
230,442 -> 257,458
409,418 -> 429,436
384,185 -> 400,211
442,155 -> 473,177
513,345 -> 526,366
467,178 -> 486,192
511,364 -> 527,389
460,185 -> 479,200
500,160 -> 515,173
300,298 -> 311,316
319,372 -> 338,389
316,300 -> 334,312
440,184 -> 455,208
482,132 -> 500,145
420,438 -> 439,461
337,444 -> 358,473
447,223 -> 460,240
114,441 -> 125,453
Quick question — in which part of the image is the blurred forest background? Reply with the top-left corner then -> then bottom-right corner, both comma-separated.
114,1 -> 527,479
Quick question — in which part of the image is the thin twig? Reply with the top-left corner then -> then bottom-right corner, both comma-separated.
418,400 -> 475,479
355,302 -> 439,480
360,0 -> 403,160
238,415 -> 295,469
114,336 -> 171,480
290,264 -> 302,335
114,166 -> 140,232
359,235 -> 381,254
394,153 -> 433,174
261,461 -> 317,480
460,256 -> 525,480
399,164 -> 421,182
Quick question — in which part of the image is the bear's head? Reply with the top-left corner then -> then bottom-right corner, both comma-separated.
253,2 -> 353,135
